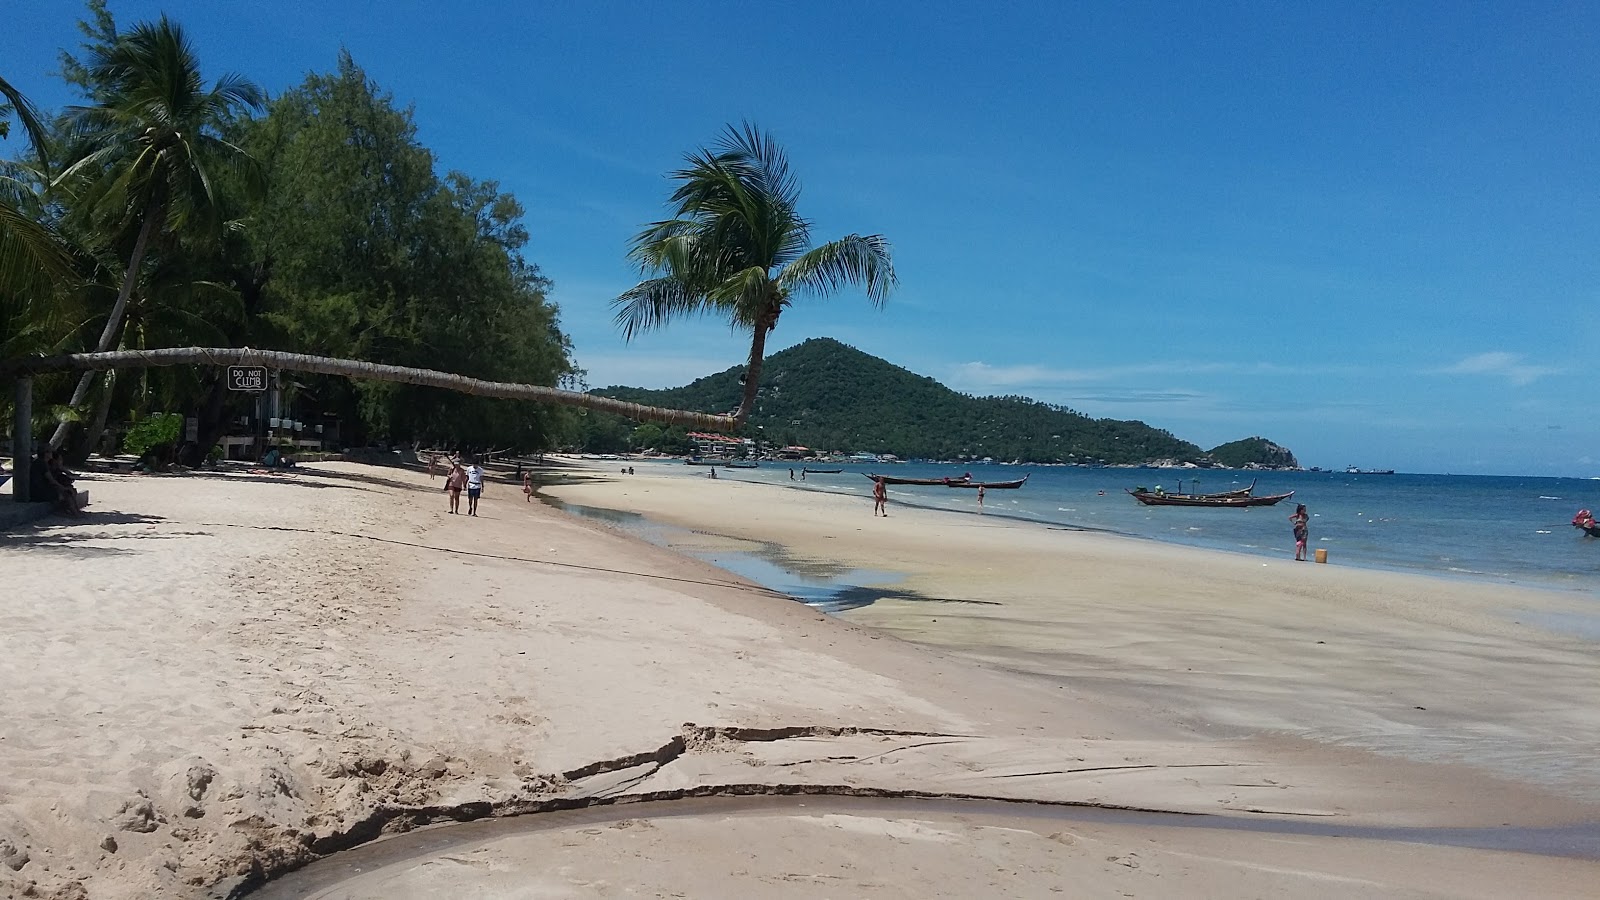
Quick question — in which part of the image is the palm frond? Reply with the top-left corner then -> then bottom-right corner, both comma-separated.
0,199 -> 76,294
706,266 -> 774,329
610,277 -> 718,341
777,234 -> 897,305
0,75 -> 53,172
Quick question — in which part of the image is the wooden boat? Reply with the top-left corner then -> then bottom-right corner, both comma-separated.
947,474 -> 1029,490
684,457 -> 722,466
1128,488 -> 1294,507
802,467 -> 842,474
723,460 -> 759,469
864,473 -> 972,486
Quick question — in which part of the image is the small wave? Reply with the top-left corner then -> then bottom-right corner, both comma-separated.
1539,496 -> 1561,500
1536,530 -> 1553,534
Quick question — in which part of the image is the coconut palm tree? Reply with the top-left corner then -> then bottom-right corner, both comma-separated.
1,74 -> 74,304
47,15 -> 265,450
612,123 -> 895,423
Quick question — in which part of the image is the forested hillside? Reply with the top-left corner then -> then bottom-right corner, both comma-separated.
597,338 -> 1208,464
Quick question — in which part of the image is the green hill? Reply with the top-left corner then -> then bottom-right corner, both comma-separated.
595,338 -> 1222,464
1208,436 -> 1299,469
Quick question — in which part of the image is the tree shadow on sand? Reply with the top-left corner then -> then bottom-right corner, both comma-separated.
0,511 -> 176,558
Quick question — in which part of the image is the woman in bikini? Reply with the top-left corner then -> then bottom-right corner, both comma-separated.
1290,503 -> 1309,561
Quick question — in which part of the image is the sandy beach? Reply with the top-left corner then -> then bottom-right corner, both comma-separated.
3,458 -> 1598,898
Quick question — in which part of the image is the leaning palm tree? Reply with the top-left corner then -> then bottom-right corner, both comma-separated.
47,15 -> 265,450
613,123 -> 896,423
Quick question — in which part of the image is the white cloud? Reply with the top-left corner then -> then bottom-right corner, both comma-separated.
1433,352 -> 1561,386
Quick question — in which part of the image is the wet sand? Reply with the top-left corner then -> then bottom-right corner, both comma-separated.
1,459 -> 1596,899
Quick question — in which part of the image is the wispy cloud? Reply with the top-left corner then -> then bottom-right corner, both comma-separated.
1432,352 -> 1561,386
947,359 -> 1311,389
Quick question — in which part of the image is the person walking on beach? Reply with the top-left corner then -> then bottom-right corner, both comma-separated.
789,467 -> 795,480
522,471 -> 534,502
976,484 -> 986,513
466,458 -> 485,516
444,461 -> 466,514
1290,503 -> 1310,561
872,477 -> 888,517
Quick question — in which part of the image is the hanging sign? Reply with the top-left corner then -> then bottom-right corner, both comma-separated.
227,366 -> 268,392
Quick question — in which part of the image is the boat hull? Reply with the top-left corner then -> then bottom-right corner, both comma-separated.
1128,489 -> 1294,507
864,473 -> 972,486
948,475 -> 1029,489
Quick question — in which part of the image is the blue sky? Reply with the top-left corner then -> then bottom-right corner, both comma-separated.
7,1 -> 1599,475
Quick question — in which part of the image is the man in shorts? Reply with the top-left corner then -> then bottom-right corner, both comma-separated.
466,458 -> 485,516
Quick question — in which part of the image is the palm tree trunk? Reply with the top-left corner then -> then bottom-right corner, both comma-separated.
49,209 -> 161,450
731,313 -> 778,424
4,347 -> 740,433
84,370 -> 118,458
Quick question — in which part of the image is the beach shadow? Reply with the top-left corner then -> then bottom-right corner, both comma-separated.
822,585 -> 1003,613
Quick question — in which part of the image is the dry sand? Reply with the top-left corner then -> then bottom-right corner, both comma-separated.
0,459 -> 1596,899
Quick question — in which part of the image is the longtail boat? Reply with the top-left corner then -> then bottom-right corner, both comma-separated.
864,473 -> 972,486
802,467 -> 842,474
948,474 -> 1029,490
1128,488 -> 1294,507
723,460 -> 759,469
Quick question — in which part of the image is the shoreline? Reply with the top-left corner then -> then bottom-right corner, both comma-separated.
539,458 -> 1600,800
4,460 -> 1598,898
596,459 -> 1600,598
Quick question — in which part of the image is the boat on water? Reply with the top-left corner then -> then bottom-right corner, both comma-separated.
1575,509 -> 1600,538
1345,466 -> 1396,475
1128,487 -> 1294,507
947,474 -> 1030,490
864,473 -> 973,486
723,460 -> 759,469
801,467 -> 842,474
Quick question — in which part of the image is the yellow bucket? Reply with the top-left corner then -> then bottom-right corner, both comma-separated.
1314,548 -> 1328,564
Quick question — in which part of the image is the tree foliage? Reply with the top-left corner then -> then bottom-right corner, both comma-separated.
3,3 -> 577,458
1207,436 -> 1298,469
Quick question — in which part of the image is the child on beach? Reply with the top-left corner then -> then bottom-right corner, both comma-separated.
873,477 -> 888,517
1290,503 -> 1309,561
444,462 -> 466,514
522,471 -> 534,502
977,484 -> 986,512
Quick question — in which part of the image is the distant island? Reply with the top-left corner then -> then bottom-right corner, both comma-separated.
587,338 -> 1298,467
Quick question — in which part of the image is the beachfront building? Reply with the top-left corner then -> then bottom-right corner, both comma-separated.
686,432 -> 750,460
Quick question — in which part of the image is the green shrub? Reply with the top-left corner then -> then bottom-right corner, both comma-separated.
123,413 -> 184,457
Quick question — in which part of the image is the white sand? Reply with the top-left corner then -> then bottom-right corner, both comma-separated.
1,459 -> 1596,899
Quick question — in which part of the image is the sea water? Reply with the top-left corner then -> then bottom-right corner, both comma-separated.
652,462 -> 1600,596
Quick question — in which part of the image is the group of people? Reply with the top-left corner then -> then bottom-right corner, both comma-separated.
432,455 -> 486,516
427,453 -> 549,516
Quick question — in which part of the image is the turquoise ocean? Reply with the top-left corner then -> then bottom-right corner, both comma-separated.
640,461 -> 1600,597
